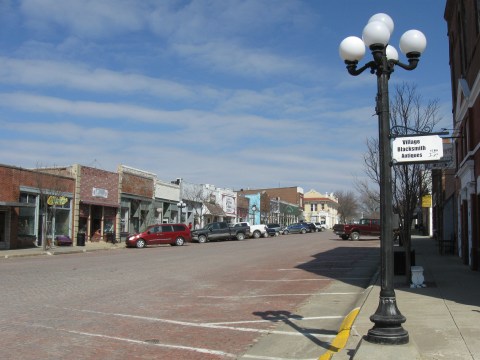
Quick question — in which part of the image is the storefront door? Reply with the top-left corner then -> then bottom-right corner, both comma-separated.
0,210 -> 7,249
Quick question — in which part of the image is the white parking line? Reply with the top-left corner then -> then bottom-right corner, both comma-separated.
198,292 -> 360,298
29,323 -> 237,358
61,308 -> 337,339
207,315 -> 343,325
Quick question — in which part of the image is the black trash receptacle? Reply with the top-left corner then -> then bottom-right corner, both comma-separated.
77,233 -> 86,246
394,249 -> 415,275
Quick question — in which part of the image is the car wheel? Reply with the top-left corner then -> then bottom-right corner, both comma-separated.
301,229 -> 306,234
283,230 -> 289,235
253,230 -> 261,239
236,233 -> 245,241
263,232 -> 269,238
198,235 -> 207,243
175,237 -> 185,246
136,239 -> 146,248
351,232 -> 360,241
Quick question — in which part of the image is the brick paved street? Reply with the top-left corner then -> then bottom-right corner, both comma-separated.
0,232 -> 379,359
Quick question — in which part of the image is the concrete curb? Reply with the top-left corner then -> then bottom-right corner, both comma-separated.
2,244 -> 123,259
317,268 -> 380,360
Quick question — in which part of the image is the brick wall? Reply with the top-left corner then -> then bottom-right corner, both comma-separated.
121,172 -> 154,198
79,166 -> 119,206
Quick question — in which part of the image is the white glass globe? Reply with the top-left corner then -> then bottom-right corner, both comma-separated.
399,29 -> 427,55
362,20 -> 391,47
386,45 -> 399,61
368,13 -> 394,35
339,36 -> 366,61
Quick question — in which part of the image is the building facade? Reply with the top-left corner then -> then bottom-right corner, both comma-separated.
303,190 -> 339,229
0,164 -> 75,249
239,187 -> 304,225
444,0 -> 480,269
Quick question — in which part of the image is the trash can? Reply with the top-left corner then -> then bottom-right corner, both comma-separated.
77,233 -> 86,246
105,232 -> 115,243
394,249 -> 415,275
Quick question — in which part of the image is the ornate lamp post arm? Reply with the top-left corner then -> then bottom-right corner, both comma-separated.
339,13 -> 426,345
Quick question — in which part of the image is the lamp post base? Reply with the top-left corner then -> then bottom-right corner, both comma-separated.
365,296 -> 409,345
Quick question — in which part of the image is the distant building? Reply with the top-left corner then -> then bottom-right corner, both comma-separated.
238,187 -> 304,225
303,190 -> 338,228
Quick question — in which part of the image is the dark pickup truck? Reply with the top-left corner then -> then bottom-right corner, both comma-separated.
191,222 -> 250,243
333,218 -> 381,241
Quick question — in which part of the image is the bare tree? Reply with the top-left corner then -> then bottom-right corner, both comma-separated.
355,177 -> 380,218
334,190 -> 359,223
182,184 -> 215,227
363,82 -> 440,283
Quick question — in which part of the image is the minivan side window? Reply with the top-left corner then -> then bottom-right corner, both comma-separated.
173,225 -> 185,231
161,225 -> 173,232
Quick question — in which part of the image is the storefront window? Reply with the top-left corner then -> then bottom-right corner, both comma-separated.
54,209 -> 70,235
104,218 -> 114,233
120,207 -> 129,232
18,207 -> 36,236
19,193 -> 37,236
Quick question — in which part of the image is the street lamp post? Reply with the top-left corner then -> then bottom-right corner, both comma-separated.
251,204 -> 257,225
177,201 -> 186,223
339,13 -> 426,345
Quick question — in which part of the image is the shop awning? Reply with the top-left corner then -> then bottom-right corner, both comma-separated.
0,201 -> 35,207
204,203 -> 226,216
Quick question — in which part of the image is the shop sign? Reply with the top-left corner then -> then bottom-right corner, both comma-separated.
47,196 -> 68,206
392,135 -> 443,163
422,194 -> 432,208
92,187 -> 108,198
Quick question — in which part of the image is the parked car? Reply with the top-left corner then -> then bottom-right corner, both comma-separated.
233,222 -> 268,238
314,222 -> 327,231
191,222 -> 250,243
333,218 -> 381,240
126,224 -> 192,248
304,222 -> 318,232
283,223 -> 310,235
266,223 -> 282,237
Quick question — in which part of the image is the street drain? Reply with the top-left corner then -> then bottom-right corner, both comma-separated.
144,339 -> 160,344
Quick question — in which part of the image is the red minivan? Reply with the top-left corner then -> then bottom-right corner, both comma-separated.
126,224 -> 192,248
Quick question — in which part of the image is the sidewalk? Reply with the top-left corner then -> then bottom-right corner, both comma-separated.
1,241 -> 123,259
332,236 -> 480,360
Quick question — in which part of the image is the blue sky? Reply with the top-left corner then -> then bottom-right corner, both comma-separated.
0,0 -> 451,193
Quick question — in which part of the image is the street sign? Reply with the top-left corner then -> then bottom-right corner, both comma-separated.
392,135 -> 444,163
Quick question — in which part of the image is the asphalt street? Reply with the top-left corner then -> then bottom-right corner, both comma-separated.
0,231 -> 380,359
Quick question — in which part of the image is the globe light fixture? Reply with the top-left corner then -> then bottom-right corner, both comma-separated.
339,14 -> 426,345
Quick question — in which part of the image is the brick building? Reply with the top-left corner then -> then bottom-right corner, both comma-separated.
238,187 -> 304,225
444,0 -> 480,269
0,164 -> 75,249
